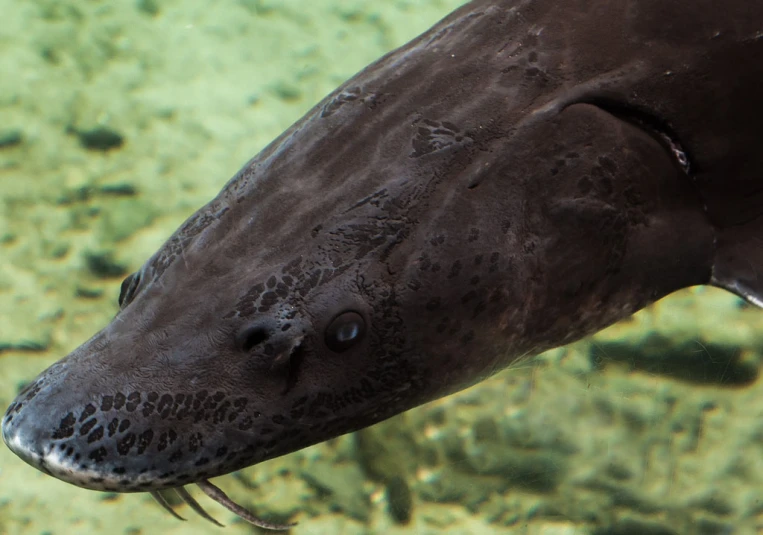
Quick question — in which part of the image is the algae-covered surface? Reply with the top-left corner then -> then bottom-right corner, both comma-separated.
1,1 -> 763,534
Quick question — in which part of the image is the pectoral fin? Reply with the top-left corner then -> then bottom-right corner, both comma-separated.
712,217 -> 763,307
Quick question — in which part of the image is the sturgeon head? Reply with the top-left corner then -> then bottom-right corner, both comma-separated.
4,0 -> 763,528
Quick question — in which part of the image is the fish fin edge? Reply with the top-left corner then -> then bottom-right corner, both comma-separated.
711,220 -> 763,308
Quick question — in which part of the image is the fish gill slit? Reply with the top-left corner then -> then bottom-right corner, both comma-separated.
575,97 -> 695,178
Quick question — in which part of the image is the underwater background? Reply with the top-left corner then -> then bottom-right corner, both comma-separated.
1,0 -> 762,533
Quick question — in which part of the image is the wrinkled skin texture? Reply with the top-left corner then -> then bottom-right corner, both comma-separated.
3,0 -> 762,500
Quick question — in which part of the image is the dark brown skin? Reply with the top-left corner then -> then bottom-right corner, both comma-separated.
3,0 -> 762,527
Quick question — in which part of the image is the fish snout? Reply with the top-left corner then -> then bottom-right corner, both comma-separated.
2,366 -> 297,529
1,344 -> 283,494
2,387 -> 49,471
1,364 -> 87,483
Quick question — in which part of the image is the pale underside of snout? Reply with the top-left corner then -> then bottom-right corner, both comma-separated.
2,402 -> 295,530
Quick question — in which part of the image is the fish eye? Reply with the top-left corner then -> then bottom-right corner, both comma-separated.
118,271 -> 141,309
324,311 -> 366,353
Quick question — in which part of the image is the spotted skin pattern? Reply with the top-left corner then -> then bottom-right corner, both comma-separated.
3,0 -> 763,528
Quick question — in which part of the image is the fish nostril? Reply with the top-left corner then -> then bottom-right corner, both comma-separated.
236,326 -> 270,352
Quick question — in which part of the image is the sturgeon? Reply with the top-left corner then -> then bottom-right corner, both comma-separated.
3,0 -> 763,528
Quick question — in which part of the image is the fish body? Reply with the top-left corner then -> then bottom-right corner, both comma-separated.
3,0 -> 762,526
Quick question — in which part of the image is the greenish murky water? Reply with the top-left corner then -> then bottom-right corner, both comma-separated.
1,1 -> 762,534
